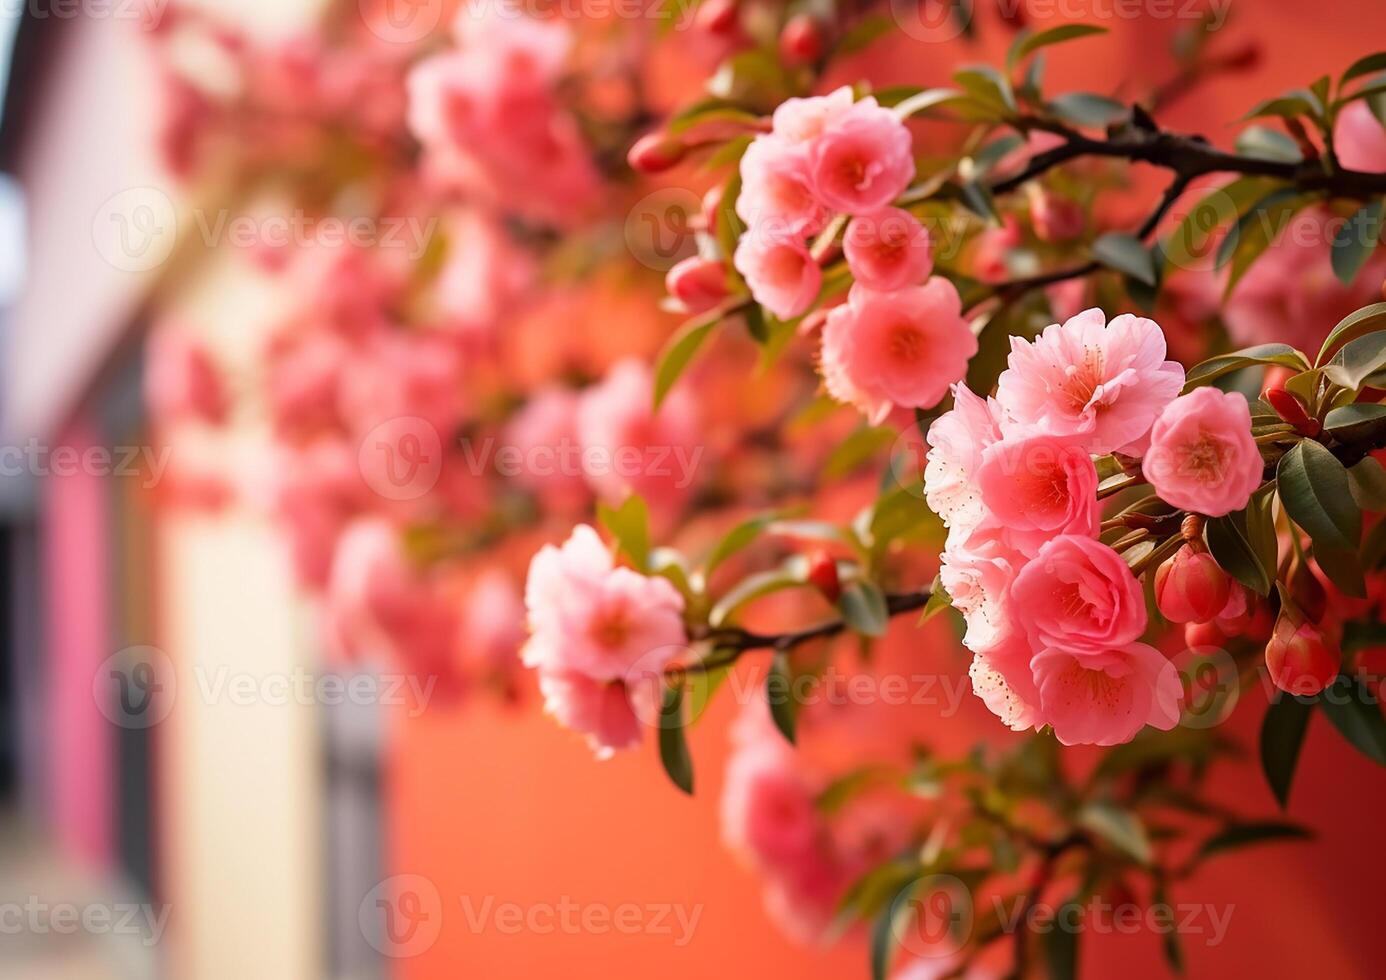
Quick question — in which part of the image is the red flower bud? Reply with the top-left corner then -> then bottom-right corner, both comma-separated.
1155,545 -> 1232,624
1184,620 -> 1225,649
806,549 -> 841,604
695,0 -> 739,35
1265,614 -> 1340,696
699,184 -> 724,232
779,15 -> 826,67
1264,387 -> 1319,436
666,257 -> 730,314
628,133 -> 686,174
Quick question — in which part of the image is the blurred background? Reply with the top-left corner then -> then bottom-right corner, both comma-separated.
1,1 -> 1385,978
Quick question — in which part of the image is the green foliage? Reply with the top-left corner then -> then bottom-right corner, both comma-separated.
597,495 -> 650,570
1261,694 -> 1314,808
1276,440 -> 1366,596
658,681 -> 694,795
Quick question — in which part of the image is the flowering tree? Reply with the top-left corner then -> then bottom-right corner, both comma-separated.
144,1 -> 1386,976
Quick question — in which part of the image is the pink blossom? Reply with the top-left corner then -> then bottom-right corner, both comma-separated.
461,569 -> 527,674
924,384 -> 1002,535
432,210 -> 535,343
969,636 -> 1043,732
1009,535 -> 1147,654
974,433 -> 1099,556
843,208 -> 933,291
1334,100 -> 1386,173
733,235 -> 821,321
721,741 -> 825,872
537,670 -> 656,759
145,326 -> 227,427
971,216 -> 1021,283
770,86 -> 854,145
574,359 -> 702,513
1032,643 -> 1182,746
522,524 -> 687,682
1142,387 -> 1262,517
996,309 -> 1185,455
264,328 -> 351,437
820,280 -> 975,424
261,439 -> 365,590
503,386 -> 590,513
737,135 -> 828,239
939,533 -> 1018,653
809,97 -> 915,215
338,328 -> 467,440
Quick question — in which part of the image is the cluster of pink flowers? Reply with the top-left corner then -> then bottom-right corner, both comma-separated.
923,308 -> 1268,745
407,2 -> 598,226
522,525 -> 688,758
731,87 -> 976,422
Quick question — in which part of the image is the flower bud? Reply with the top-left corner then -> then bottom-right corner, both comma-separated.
1155,544 -> 1232,623
1184,620 -> 1224,649
806,549 -> 841,604
1264,386 -> 1319,437
779,14 -> 825,66
1265,615 -> 1340,696
628,132 -> 686,174
695,0 -> 739,35
699,184 -> 724,232
666,257 -> 729,314
1031,191 -> 1085,244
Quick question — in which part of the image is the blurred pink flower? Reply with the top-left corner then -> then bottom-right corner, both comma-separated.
737,135 -> 829,239
537,670 -> 655,759
1335,100 -> 1386,173
843,207 -> 934,291
503,386 -> 591,514
733,235 -> 822,320
145,326 -> 227,427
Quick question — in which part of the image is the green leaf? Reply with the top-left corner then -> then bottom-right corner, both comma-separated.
834,14 -> 893,57
767,650 -> 799,745
1007,24 -> 1108,71
1323,330 -> 1386,390
686,661 -> 731,724
1078,802 -> 1152,864
869,879 -> 912,980
824,425 -> 896,479
1234,125 -> 1304,163
891,87 -> 970,120
816,766 -> 899,815
1162,176 -> 1276,273
654,310 -> 722,409
597,495 -> 650,571
667,97 -> 762,135
1319,673 -> 1386,765
1153,880 -> 1184,974
658,682 -> 694,795
704,512 -> 777,576
1242,89 -> 1321,121
1196,821 -> 1312,860
1348,456 -> 1386,511
1317,301 -> 1386,365
839,580 -> 890,637
1048,91 -> 1127,127
1043,899 -> 1082,980
1276,440 -> 1366,596
1218,189 -> 1312,295
1260,693 -> 1314,808
1205,504 -> 1276,596
1331,200 -> 1384,286
1183,343 -> 1309,391
919,575 -> 954,625
1091,232 -> 1156,285
960,180 -> 1000,223
708,556 -> 810,626
1324,403 -> 1386,443
1342,51 -> 1386,85
953,65 -> 1015,114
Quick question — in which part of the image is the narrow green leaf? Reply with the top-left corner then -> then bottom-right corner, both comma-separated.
686,661 -> 731,724
658,682 -> 694,795
1242,89 -> 1320,121
891,86 -> 970,120
1078,802 -> 1152,864
1007,24 -> 1108,71
1324,330 -> 1386,390
1342,51 -> 1386,85
1330,200 -> 1384,287
1234,125 -> 1303,163
704,513 -> 777,576
1276,440 -> 1366,596
824,425 -> 896,479
953,65 -> 1016,113
1205,507 -> 1275,595
1048,91 -> 1127,127
919,576 -> 954,625
1219,190 -> 1311,295
1153,881 -> 1184,974
1183,343 -> 1309,391
708,556 -> 810,626
654,312 -> 721,408
597,495 -> 651,571
1324,403 -> 1386,443
1319,673 -> 1386,765
1043,900 -> 1082,980
839,580 -> 890,637
767,650 -> 799,745
1162,176 -> 1277,274
1260,693 -> 1314,808
1196,821 -> 1312,860
1316,301 -> 1386,365
1091,232 -> 1156,285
